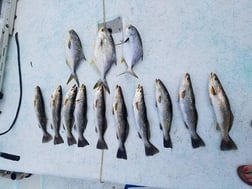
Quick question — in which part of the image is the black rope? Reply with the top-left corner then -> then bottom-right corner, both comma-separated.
0,32 -> 22,136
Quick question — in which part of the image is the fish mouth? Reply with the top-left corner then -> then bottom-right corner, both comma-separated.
57,85 -> 62,92
155,79 -> 160,83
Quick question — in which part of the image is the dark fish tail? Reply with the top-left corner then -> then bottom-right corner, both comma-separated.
77,136 -> 89,147
42,132 -> 53,143
67,133 -> 77,146
96,137 -> 108,150
191,133 -> 205,148
116,144 -> 127,160
144,142 -> 159,156
67,73 -> 79,87
93,79 -> 110,94
54,134 -> 64,145
163,135 -> 172,148
220,135 -> 237,151
119,69 -> 138,79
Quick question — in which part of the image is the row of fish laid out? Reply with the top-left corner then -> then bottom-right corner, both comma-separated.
65,25 -> 143,94
34,72 -> 237,160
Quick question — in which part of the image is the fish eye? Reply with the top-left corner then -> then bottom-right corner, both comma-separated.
101,28 -> 104,32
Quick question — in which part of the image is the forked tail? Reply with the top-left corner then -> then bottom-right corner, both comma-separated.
93,79 -> 110,94
144,141 -> 159,156
220,135 -> 237,151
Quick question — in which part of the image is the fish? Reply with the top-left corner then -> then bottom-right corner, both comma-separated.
155,79 -> 173,148
65,29 -> 86,86
94,84 -> 108,149
92,27 -> 116,94
120,24 -> 143,78
63,85 -> 77,146
133,84 -> 159,156
178,73 -> 205,148
74,84 -> 89,147
112,85 -> 129,159
209,72 -> 237,150
51,85 -> 64,145
34,86 -> 52,143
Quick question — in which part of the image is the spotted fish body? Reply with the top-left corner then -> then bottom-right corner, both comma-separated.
155,79 -> 173,148
133,84 -> 159,156
51,85 -> 64,145
34,86 -> 52,143
63,85 -> 77,146
94,84 -> 108,150
178,73 -> 205,148
65,29 -> 86,86
74,84 -> 89,147
112,85 -> 129,159
120,24 -> 143,78
209,72 -> 237,151
93,27 -> 116,94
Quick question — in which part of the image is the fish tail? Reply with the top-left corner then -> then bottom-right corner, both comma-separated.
116,144 -> 127,160
42,132 -> 53,143
54,135 -> 64,145
93,79 -> 110,94
67,134 -> 77,146
144,142 -> 159,156
67,73 -> 79,86
220,135 -> 238,151
96,137 -> 108,150
118,69 -> 138,78
77,136 -> 89,148
191,133 -> 205,148
163,135 -> 173,148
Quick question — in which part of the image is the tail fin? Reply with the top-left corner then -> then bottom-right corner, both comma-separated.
96,137 -> 108,150
163,135 -> 172,148
67,73 -> 79,87
118,69 -> 138,79
116,144 -> 127,160
191,133 -> 205,148
144,142 -> 159,156
93,79 -> 110,94
77,136 -> 89,147
67,134 -> 77,146
54,135 -> 64,145
220,135 -> 237,151
42,132 -> 52,143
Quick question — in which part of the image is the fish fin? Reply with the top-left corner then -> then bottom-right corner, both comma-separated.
191,133 -> 205,148
77,137 -> 89,147
50,124 -> 53,130
135,102 -> 139,111
159,124 -> 163,130
155,101 -> 157,108
42,132 -> 53,143
67,73 -> 79,87
90,59 -> 95,64
220,135 -> 237,151
116,133 -> 119,140
216,124 -> 220,131
54,135 -> 64,145
112,108 -> 114,115
73,124 -> 77,130
181,90 -> 186,99
184,122 -> 189,129
93,80 -> 110,94
96,137 -> 108,150
137,132 -> 142,139
116,144 -> 127,160
64,99 -> 68,106
114,103 -> 118,111
95,127 -> 98,133
121,57 -> 126,64
63,124 -> 65,130
164,135 -> 172,148
124,37 -> 129,43
67,134 -> 77,146
118,70 -> 138,79
229,111 -> 234,132
145,142 -> 159,156
158,96 -> 161,103
38,124 -> 41,129
210,86 -> 216,95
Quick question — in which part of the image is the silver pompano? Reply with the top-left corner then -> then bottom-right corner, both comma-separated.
63,85 -> 77,146
93,27 -> 116,94
178,73 -> 205,148
155,79 -> 173,148
112,85 -> 129,159
120,24 -> 143,78
74,84 -> 89,147
65,29 -> 86,86
51,85 -> 64,145
133,84 -> 159,156
94,84 -> 108,149
34,86 -> 52,143
209,72 -> 237,150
